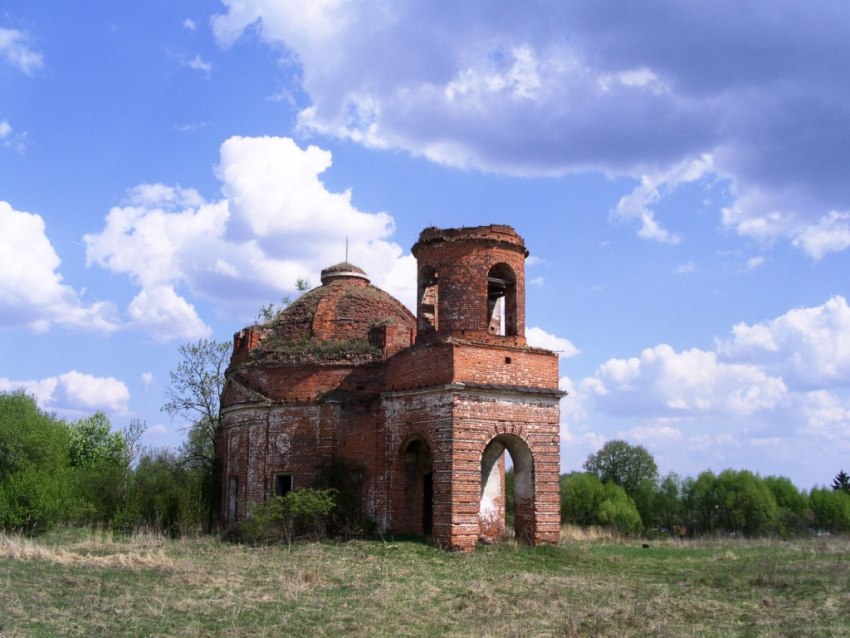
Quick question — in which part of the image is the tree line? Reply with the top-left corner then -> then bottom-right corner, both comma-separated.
557,439 -> 850,537
0,390 -> 214,535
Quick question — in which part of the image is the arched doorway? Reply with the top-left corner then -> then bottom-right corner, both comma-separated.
400,436 -> 434,536
480,433 -> 534,543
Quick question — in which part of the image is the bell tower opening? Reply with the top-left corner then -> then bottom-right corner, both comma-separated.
488,263 -> 517,336
418,266 -> 439,334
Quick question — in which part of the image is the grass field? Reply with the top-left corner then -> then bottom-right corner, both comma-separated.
1,528 -> 848,637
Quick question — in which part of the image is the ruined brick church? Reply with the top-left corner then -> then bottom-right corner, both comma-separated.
218,225 -> 563,550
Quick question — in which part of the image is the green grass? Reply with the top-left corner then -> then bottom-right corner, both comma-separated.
1,529 -> 849,637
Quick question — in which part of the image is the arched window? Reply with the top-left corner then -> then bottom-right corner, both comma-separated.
487,264 -> 517,336
418,266 -> 439,333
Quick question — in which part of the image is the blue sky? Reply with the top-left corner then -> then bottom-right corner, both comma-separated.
2,1 -> 849,489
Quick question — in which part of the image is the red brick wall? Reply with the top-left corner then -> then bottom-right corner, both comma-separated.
224,362 -> 385,406
384,341 -> 559,391
383,342 -> 455,391
452,342 -> 559,387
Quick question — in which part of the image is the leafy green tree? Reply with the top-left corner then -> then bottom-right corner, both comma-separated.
810,487 -> 850,532
683,471 -> 720,534
684,469 -> 779,536
118,447 -> 207,535
560,472 -> 605,526
560,472 -> 642,533
68,412 -> 126,468
763,475 -> 809,536
163,338 -> 231,528
832,470 -> 850,493
64,412 -> 130,525
0,392 -> 71,532
653,472 -> 686,531
120,448 -> 181,532
584,440 -> 658,525
714,469 -> 778,536
163,339 -> 231,462
596,482 -> 643,534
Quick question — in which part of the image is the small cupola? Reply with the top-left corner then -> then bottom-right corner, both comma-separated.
320,262 -> 370,286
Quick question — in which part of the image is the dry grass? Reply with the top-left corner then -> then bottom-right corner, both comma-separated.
559,524 -> 625,543
1,528 -> 849,637
0,530 -> 181,572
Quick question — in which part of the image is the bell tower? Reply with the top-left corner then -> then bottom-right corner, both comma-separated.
384,224 -> 562,551
411,225 -> 528,345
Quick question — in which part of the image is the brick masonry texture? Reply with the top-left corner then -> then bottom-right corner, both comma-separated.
218,225 -> 563,551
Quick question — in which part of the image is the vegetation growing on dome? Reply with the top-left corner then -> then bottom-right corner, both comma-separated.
247,335 -> 381,364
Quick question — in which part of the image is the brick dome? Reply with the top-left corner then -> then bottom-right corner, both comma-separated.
246,263 -> 415,363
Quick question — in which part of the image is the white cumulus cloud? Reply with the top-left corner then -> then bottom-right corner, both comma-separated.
84,136 -> 416,339
791,211 -> 850,259
526,326 -> 580,357
0,201 -> 119,333
127,285 -> 211,342
592,344 -> 788,417
612,155 -> 714,244
716,296 -> 850,389
0,371 -> 130,414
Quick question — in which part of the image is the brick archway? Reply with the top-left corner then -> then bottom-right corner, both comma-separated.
479,432 -> 535,543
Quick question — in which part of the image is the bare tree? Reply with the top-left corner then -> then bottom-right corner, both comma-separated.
163,339 -> 231,468
162,338 -> 231,528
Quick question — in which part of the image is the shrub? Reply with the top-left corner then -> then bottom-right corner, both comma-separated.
241,488 -> 337,545
118,448 -> 207,536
